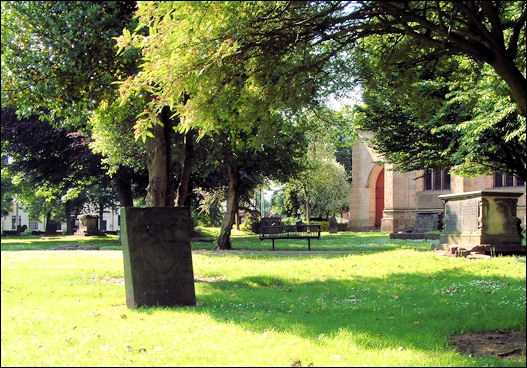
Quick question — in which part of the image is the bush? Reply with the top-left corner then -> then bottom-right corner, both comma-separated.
337,222 -> 349,232
311,221 -> 329,232
281,217 -> 299,225
240,215 -> 261,233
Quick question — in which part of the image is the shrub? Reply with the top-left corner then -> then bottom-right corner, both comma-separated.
240,215 -> 261,233
281,217 -> 299,225
337,222 -> 349,232
311,221 -> 329,232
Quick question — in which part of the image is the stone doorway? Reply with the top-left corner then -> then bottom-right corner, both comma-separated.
375,168 -> 385,228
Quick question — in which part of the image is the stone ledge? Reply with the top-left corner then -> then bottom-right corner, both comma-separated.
390,232 -> 440,240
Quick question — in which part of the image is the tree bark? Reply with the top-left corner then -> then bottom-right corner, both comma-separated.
176,129 -> 195,207
98,201 -> 105,232
44,211 -> 52,234
489,56 -> 527,117
114,166 -> 134,207
302,183 -> 311,224
64,201 -> 73,235
215,163 -> 239,250
145,106 -> 175,207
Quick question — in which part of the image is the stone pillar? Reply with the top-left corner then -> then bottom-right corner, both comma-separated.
349,133 -> 383,231
381,165 -> 418,232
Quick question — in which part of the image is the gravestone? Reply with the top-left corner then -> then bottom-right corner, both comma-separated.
414,211 -> 443,232
75,214 -> 104,236
437,190 -> 524,255
121,207 -> 196,308
328,216 -> 338,233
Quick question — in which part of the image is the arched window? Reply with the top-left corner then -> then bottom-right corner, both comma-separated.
424,169 -> 451,190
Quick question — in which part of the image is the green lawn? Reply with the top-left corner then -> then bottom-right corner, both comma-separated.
0,230 -> 435,252
1,232 -> 525,366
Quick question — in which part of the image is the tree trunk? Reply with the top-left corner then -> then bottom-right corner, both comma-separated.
98,201 -> 105,232
235,210 -> 240,230
64,201 -> 73,235
44,211 -> 52,234
302,184 -> 311,224
176,129 -> 195,207
114,166 -> 134,207
145,106 -> 175,207
215,163 -> 239,250
490,56 -> 527,117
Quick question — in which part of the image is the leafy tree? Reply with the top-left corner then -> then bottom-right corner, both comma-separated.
285,158 -> 349,222
116,2 -> 347,249
117,1 -> 525,182
194,188 -> 223,228
351,42 -> 526,179
1,1 -> 140,206
1,150 -> 15,216
1,108 -> 112,233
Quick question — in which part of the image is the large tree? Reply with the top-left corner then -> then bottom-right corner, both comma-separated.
116,2 -> 349,248
1,109 -> 112,233
1,1 -> 140,206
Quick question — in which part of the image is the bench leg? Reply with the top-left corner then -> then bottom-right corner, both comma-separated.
308,238 -> 311,251
272,239 -> 275,251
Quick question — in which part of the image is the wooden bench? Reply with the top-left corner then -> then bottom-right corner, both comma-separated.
260,224 -> 321,251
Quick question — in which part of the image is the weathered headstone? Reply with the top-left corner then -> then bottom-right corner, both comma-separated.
437,190 -> 524,255
414,211 -> 443,232
328,216 -> 338,233
120,207 -> 196,308
75,214 -> 104,236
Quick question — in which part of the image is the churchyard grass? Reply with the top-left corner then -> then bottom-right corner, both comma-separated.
1,231 -> 435,252
0,234 -> 122,250
1,245 -> 525,366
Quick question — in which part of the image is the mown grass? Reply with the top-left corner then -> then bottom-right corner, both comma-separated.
1,231 -> 435,252
0,234 -> 122,250
1,234 -> 525,366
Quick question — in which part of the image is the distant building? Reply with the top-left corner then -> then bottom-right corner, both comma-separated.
1,200 -> 120,234
349,132 -> 526,232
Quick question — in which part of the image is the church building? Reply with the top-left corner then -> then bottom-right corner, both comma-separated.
348,132 -> 526,232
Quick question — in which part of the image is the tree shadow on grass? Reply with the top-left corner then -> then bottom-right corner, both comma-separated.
193,231 -> 434,253
165,268 -> 526,361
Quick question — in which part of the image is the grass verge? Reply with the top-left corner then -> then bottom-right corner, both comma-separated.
1,245 -> 525,366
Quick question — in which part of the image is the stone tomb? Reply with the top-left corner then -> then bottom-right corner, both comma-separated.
75,214 -> 104,236
120,207 -> 196,308
438,190 -> 524,255
414,211 -> 443,232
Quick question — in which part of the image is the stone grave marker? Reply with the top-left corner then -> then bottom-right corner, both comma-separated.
414,211 -> 443,232
437,190 -> 524,255
328,216 -> 338,233
121,207 -> 196,308
75,214 -> 104,236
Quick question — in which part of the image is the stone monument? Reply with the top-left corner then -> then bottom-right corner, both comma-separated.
120,207 -> 196,308
328,216 -> 338,233
415,211 -> 443,232
437,190 -> 525,256
75,214 -> 104,236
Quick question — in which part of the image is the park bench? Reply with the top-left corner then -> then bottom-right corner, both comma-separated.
259,218 -> 321,251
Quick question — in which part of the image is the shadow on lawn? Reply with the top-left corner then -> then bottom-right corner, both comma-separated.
158,268 -> 525,361
192,231 -> 434,252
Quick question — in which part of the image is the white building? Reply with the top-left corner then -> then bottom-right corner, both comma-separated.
1,201 -> 121,234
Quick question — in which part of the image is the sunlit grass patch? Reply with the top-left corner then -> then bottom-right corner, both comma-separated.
1,249 -> 525,366
0,234 -> 121,250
